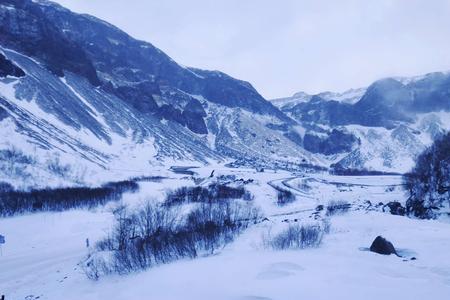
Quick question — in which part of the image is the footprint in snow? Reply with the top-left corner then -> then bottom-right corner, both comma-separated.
256,262 -> 304,280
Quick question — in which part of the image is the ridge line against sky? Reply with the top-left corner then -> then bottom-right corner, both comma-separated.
54,0 -> 450,99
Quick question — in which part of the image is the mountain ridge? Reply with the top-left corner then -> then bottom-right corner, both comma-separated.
1,0 -> 450,188
0,0 -> 316,188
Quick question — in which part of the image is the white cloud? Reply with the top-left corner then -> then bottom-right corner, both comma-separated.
54,0 -> 450,99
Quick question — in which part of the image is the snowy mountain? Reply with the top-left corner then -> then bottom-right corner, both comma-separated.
273,73 -> 450,173
0,0 -> 319,188
1,0 -> 450,188
272,87 -> 366,110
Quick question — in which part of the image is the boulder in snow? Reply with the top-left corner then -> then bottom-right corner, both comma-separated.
369,236 -> 398,256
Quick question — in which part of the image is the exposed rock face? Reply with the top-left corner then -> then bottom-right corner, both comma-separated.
279,74 -> 450,129
0,0 -> 323,187
0,0 -> 290,136
303,129 -> 358,155
369,236 -> 398,256
353,78 -> 413,127
0,104 -> 9,121
0,53 -> 25,78
0,0 -> 100,85
274,74 -> 450,173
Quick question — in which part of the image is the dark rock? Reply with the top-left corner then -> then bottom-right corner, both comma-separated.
0,106 -> 9,121
159,104 -> 185,125
112,81 -> 159,113
383,201 -> 406,216
0,2 -> 100,85
184,98 -> 206,115
369,236 -> 398,256
182,109 -> 208,134
303,129 -> 358,155
283,130 -> 303,147
283,72 -> 450,128
0,53 -> 25,78
0,0 -> 292,138
316,205 -> 324,211
286,95 -> 357,126
353,78 -> 413,126
410,257 -> 417,261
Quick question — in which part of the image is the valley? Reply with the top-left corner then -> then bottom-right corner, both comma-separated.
1,1 -> 449,299
1,166 -> 449,300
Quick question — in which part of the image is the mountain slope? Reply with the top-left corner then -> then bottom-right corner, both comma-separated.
0,0 -> 317,188
273,73 -> 450,173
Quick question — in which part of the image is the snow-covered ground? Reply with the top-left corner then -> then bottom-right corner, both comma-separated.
1,167 -> 450,300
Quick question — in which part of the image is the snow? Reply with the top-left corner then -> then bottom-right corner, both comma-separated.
317,87 -> 366,104
1,168 -> 450,300
0,4 -> 16,11
271,87 -> 366,109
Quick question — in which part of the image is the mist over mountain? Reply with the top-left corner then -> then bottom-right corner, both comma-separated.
273,72 -> 450,172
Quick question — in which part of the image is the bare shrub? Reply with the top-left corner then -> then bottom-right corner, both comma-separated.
85,200 -> 261,278
46,156 -> 71,177
326,200 -> 351,216
83,253 -> 110,281
165,183 -> 252,206
0,146 -> 35,178
404,132 -> 450,219
0,182 -> 14,193
0,146 -> 34,165
264,223 -> 324,250
276,189 -> 296,206
322,218 -> 331,234
0,180 -> 139,216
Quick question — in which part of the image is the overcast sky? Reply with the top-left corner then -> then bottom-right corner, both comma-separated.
54,0 -> 450,99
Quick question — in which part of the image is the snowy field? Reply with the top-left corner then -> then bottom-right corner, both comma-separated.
1,167 -> 450,300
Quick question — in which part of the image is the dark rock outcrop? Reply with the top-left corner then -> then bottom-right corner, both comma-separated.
282,73 -> 450,129
383,201 -> 406,216
0,53 -> 25,78
0,1 -> 100,85
303,129 -> 358,155
369,236 -> 398,256
0,105 -> 9,121
0,0 -> 291,136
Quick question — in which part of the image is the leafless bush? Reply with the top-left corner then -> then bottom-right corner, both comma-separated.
276,189 -> 296,206
326,200 -> 351,216
46,156 -> 71,177
82,253 -> 110,281
322,218 -> 331,234
0,146 -> 34,165
0,180 -> 139,216
165,183 -> 253,206
264,223 -> 324,250
85,200 -> 261,278
0,147 -> 35,178
0,181 -> 14,193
